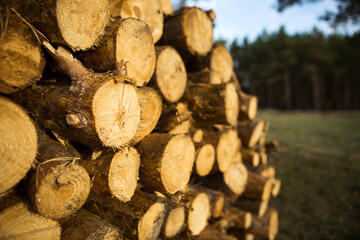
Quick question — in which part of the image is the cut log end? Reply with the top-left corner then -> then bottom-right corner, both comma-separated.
210,44 -> 233,83
225,83 -> 239,126
188,193 -> 210,236
155,46 -> 187,103
217,130 -> 241,172
248,121 -> 264,147
164,206 -> 185,238
92,81 -> 140,148
115,18 -> 156,86
159,0 -> 174,15
247,97 -> 258,120
168,120 -> 191,134
0,96 -> 37,195
271,179 -> 281,197
161,135 -> 195,194
119,0 -> 164,43
138,202 -> 166,240
0,202 -> 61,240
185,8 -> 213,56
0,15 -> 45,93
212,194 -> 225,218
56,0 -> 110,50
224,163 -> 248,195
35,164 -> 90,219
108,147 -> 140,202
193,129 -> 204,143
195,144 -> 216,176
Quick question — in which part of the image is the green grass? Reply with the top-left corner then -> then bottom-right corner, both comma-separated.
258,110 -> 360,240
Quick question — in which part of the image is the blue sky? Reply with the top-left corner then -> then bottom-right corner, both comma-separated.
170,0 -> 359,42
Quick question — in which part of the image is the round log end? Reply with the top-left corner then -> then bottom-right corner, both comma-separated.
0,202 -> 61,240
253,152 -> 260,167
195,144 -> 216,176
271,179 -> 281,197
138,202 -> 166,240
116,18 -> 156,86
92,81 -> 140,148
247,97 -> 258,120
0,15 -> 45,93
259,201 -> 269,217
108,147 -> 140,202
0,97 -> 37,195
155,46 -> 187,103
225,83 -> 239,126
262,178 -> 275,201
188,193 -> 210,236
210,44 -> 233,83
120,0 -> 164,43
184,8 -> 213,56
161,135 -> 195,194
168,120 -> 191,134
164,206 -> 185,238
56,0 -> 110,50
223,163 -> 248,195
244,212 -> 252,229
217,130 -> 240,172
212,194 -> 225,218
35,164 -> 90,219
248,121 -> 265,148
193,129 -> 204,143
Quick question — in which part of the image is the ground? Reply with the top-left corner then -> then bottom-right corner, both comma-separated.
258,110 -> 360,240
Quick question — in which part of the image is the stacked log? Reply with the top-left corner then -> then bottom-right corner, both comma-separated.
0,1 -> 281,239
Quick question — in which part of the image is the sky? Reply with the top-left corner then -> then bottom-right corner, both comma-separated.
170,0 -> 359,43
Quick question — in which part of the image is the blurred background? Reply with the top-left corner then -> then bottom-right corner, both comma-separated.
173,0 -> 360,239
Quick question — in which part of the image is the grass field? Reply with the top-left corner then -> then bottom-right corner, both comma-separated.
258,110 -> 360,240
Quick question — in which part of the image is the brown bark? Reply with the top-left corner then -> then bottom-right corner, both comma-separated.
195,226 -> 236,240
6,0 -> 110,50
248,208 -> 278,240
216,206 -> 252,230
86,190 -> 168,240
242,172 -> 273,201
0,194 -> 61,240
206,9 -> 216,22
255,166 -> 276,179
265,140 -> 279,154
27,130 -> 90,220
82,147 -> 140,202
0,13 -> 45,94
0,96 -> 37,196
184,83 -> 239,126
136,133 -> 195,195
61,209 -> 122,240
241,148 -> 260,167
134,87 -> 162,144
110,0 -> 164,43
76,17 -> 155,86
155,102 -> 192,133
187,68 -> 224,84
151,46 -> 187,103
160,7 -> 213,61
238,119 -> 265,148
233,198 -> 268,217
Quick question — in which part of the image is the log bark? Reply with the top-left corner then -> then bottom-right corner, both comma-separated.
86,191 -> 168,240
195,226 -> 236,240
160,7 -> 213,61
61,209 -> 122,240
238,91 -> 258,121
187,68 -> 224,84
193,143 -> 216,177
0,96 -> 37,196
155,102 -> 192,133
255,166 -> 276,179
0,13 -> 45,94
0,194 -> 61,240
8,0 -> 110,50
238,119 -> 265,148
248,208 -> 278,240
76,17 -> 155,86
134,87 -> 162,144
82,147 -> 140,202
233,198 -> 268,217
14,74 -> 141,149
216,207 -> 252,231
265,140 -> 279,154
110,0 -> 164,43
151,46 -> 187,103
229,229 -> 254,240
187,43 -> 233,84
205,9 -> 216,22
242,172 -> 273,201
137,133 -> 195,195
26,130 -> 90,220
241,148 -> 260,167
184,83 -> 239,126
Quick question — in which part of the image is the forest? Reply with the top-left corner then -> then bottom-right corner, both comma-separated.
229,27 -> 360,110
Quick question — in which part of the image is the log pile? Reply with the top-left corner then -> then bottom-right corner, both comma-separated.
0,0 -> 280,239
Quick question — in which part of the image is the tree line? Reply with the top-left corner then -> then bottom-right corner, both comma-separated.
230,27 -> 360,110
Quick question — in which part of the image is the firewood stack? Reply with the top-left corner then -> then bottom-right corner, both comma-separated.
0,0 -> 280,239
